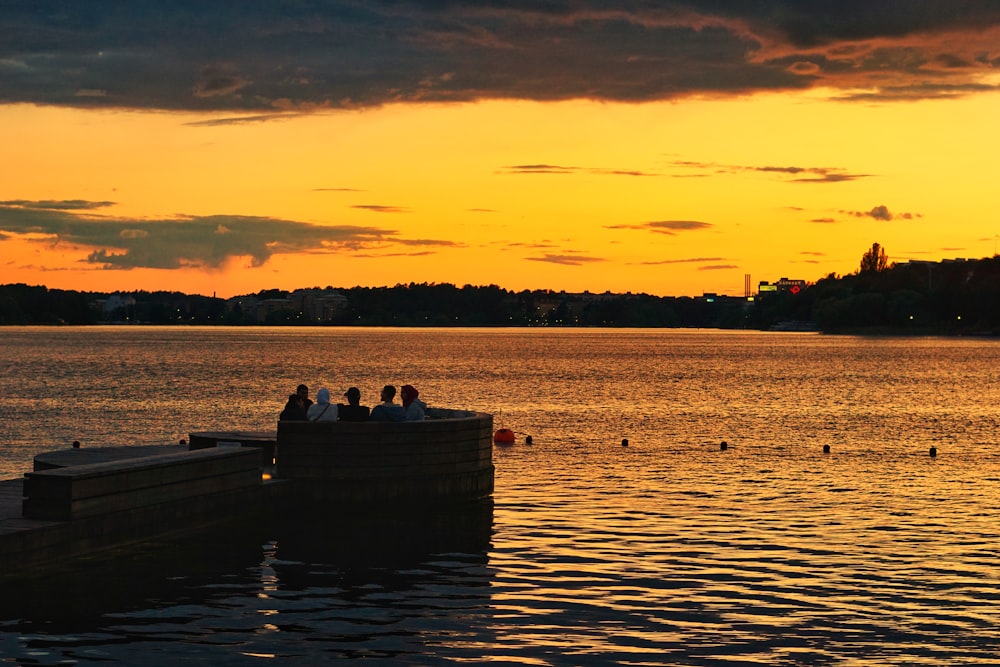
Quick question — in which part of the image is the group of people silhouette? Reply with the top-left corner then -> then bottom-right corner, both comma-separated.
279,383 -> 426,422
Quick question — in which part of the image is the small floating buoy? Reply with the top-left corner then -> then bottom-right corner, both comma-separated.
179,439 -> 187,446
720,441 -> 728,451
525,435 -> 533,445
621,438 -> 629,447
72,440 -> 80,449
493,428 -> 515,445
929,446 -> 937,457
823,444 -> 830,454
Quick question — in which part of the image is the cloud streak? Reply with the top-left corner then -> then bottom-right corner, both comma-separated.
502,164 -> 659,177
608,220 -> 714,235
637,256 -> 727,266
526,253 -> 606,266
351,205 -> 410,214
0,200 -> 453,270
4,2 -> 999,112
844,204 -> 922,221
670,161 -> 871,183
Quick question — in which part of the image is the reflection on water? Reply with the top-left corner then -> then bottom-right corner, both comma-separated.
492,445 -> 1000,665
2,328 -> 1000,664
0,501 -> 496,665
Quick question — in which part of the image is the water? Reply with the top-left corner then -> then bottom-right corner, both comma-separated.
2,327 -> 1000,665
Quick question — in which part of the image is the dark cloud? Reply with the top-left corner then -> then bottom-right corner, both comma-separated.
697,264 -> 738,271
184,114 -> 307,127
599,169 -> 656,177
869,204 -> 893,221
351,250 -> 439,258
836,81 -> 1000,102
5,2 -> 998,112
192,66 -> 250,99
608,220 -> 713,234
0,200 -> 452,269
351,205 -> 410,213
503,241 -> 558,249
394,238 -> 463,247
502,164 -> 659,176
844,205 -> 922,221
0,199 -> 116,211
671,161 -> 870,183
637,256 -> 726,265
505,164 -> 578,174
525,253 -> 605,265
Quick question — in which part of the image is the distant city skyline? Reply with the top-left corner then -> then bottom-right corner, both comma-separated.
2,3 -> 1000,298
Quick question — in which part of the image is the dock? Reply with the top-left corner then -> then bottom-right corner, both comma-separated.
0,409 -> 493,574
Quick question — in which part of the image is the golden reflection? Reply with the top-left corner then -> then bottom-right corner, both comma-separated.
254,540 -> 280,635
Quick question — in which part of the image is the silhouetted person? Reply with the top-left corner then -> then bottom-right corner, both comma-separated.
297,384 -> 313,410
338,387 -> 370,421
370,384 -> 405,422
307,387 -> 338,422
401,384 -> 426,421
279,393 -> 308,421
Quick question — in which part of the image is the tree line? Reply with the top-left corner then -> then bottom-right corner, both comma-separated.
752,244 -> 1000,334
2,245 -> 998,333
0,283 -> 752,328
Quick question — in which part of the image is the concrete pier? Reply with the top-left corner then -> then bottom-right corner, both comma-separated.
277,408 -> 494,504
0,409 -> 494,574
2,446 -> 282,573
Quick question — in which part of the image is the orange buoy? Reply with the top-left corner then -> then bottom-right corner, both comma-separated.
493,428 -> 516,445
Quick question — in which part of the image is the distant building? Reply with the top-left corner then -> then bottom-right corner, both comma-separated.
224,289 -> 348,323
101,293 -> 137,317
256,298 -> 293,323
757,277 -> 807,295
291,289 -> 348,322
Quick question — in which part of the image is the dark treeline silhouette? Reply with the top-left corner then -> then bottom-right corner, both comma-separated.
751,254 -> 1000,334
334,284 -> 749,328
3,251 -> 999,333
0,285 -> 223,325
0,284 -> 95,325
0,283 -> 751,328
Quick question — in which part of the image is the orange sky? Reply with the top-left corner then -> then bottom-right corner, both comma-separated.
3,4 -> 1000,298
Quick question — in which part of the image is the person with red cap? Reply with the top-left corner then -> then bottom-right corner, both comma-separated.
400,384 -> 426,421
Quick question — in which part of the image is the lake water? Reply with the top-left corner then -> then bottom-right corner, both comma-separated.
2,327 -> 1000,665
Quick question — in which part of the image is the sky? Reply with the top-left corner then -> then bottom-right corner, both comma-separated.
2,1 -> 1000,298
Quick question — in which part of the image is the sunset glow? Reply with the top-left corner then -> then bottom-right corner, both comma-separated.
3,3 -> 1000,297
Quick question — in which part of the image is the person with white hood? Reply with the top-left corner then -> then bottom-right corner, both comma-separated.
307,387 -> 338,422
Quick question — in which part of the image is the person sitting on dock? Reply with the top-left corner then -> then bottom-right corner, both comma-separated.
279,393 -> 308,421
369,384 -> 405,422
338,387 -> 370,421
296,384 -> 313,409
307,387 -> 338,422
401,384 -> 427,421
